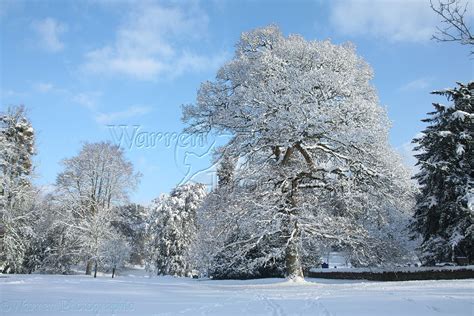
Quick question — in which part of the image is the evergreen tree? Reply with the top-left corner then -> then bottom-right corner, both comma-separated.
112,203 -> 146,265
146,183 -> 206,277
0,106 -> 37,273
412,81 -> 473,265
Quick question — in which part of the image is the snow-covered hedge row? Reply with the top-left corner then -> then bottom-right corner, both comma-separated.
306,266 -> 474,281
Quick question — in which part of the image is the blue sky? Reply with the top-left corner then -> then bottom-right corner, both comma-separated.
1,0 -> 472,204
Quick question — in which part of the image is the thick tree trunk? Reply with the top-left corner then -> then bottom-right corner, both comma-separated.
283,179 -> 304,280
93,261 -> 98,278
2,264 -> 10,274
279,147 -> 306,280
284,225 -> 303,280
112,266 -> 116,278
85,260 -> 92,275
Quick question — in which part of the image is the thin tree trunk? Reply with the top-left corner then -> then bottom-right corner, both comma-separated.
93,261 -> 98,278
112,265 -> 116,278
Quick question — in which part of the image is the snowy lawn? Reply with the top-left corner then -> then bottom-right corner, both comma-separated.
0,273 -> 473,316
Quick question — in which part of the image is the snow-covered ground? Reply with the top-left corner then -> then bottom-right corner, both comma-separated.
1,271 -> 472,315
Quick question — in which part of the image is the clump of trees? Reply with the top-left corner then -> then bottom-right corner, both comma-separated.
0,110 -> 146,276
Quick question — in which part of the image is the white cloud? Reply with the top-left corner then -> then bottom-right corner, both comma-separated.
34,82 -> 54,93
72,92 -> 101,110
71,92 -> 151,124
95,105 -> 152,124
82,2 -> 224,80
400,77 -> 433,91
329,0 -> 438,42
31,18 -> 67,52
84,47 -> 166,80
171,51 -> 229,79
32,82 -> 69,95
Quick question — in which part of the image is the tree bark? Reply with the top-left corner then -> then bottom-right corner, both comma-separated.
285,236 -> 303,279
283,177 -> 304,280
285,221 -> 304,280
277,146 -> 305,280
2,264 -> 10,274
85,260 -> 92,275
93,261 -> 98,278
112,266 -> 116,278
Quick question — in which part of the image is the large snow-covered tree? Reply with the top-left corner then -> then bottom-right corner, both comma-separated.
0,106 -> 37,273
412,82 -> 473,264
55,142 -> 141,275
146,183 -> 206,277
183,26 -> 415,279
56,142 -> 140,214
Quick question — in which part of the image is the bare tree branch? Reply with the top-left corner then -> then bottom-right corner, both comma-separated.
430,0 -> 474,54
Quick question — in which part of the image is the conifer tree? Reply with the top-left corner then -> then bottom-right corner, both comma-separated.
412,82 -> 473,264
0,106 -> 37,273
146,183 -> 206,276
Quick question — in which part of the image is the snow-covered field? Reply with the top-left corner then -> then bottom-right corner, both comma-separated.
1,271 -> 473,316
